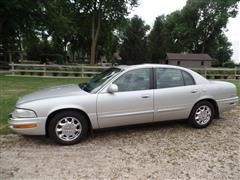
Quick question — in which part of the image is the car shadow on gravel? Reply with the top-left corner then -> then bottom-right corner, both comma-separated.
11,119 -> 189,146
14,135 -> 53,145
92,119 -> 188,136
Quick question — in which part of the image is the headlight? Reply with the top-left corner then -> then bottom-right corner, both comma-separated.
12,108 -> 37,118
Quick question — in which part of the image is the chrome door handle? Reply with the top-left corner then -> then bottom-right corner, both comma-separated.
191,90 -> 198,93
141,94 -> 150,98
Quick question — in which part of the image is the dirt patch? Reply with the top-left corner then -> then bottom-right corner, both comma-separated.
0,107 -> 239,179
0,124 -> 7,130
0,89 -> 26,97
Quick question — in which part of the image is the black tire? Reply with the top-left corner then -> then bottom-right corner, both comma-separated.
48,110 -> 89,145
188,101 -> 215,128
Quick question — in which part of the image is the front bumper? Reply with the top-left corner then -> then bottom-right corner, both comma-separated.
8,117 -> 47,135
217,96 -> 239,112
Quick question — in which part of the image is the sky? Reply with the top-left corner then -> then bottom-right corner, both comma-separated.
129,0 -> 240,63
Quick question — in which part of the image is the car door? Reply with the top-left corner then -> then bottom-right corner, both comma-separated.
154,68 -> 201,121
97,68 -> 154,128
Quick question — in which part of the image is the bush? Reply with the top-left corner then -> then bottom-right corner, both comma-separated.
62,72 -> 68,76
207,69 -> 235,75
52,72 -> 58,76
55,54 -> 64,65
38,72 -> 43,76
40,54 -> 64,65
223,61 -> 235,68
74,73 -> 79,77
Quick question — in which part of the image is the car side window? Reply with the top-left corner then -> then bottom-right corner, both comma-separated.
181,71 -> 195,85
156,68 -> 184,89
114,68 -> 150,92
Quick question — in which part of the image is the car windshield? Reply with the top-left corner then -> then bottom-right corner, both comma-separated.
79,67 -> 121,93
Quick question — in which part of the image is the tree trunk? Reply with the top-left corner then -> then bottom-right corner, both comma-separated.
90,15 -> 101,65
201,41 -> 206,53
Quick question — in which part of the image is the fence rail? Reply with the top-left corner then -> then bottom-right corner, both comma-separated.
8,63 -> 240,79
191,67 -> 240,80
9,63 -> 109,78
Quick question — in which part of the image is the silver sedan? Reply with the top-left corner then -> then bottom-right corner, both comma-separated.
8,64 -> 239,145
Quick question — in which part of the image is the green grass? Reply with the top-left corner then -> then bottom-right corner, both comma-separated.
226,80 -> 240,97
0,75 -> 88,134
0,75 -> 239,134
223,80 -> 240,106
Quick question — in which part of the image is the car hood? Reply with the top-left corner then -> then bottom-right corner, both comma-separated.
17,84 -> 87,105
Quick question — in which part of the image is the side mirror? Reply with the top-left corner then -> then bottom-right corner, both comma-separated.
107,84 -> 118,93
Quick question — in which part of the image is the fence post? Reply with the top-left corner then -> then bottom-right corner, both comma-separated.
11,63 -> 15,76
43,63 -> 47,76
204,67 -> 207,78
81,64 -> 84,78
9,52 -> 12,64
234,66 -> 237,80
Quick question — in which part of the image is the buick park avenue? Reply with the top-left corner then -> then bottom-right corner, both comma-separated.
8,64 -> 239,145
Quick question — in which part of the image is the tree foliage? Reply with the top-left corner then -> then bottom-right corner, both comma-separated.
0,0 -> 47,59
0,0 -> 239,66
148,15 -> 166,63
120,15 -> 150,64
0,0 -> 138,64
73,0 -> 138,64
148,0 -> 239,66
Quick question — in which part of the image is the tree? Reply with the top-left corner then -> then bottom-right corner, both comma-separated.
0,0 -> 47,61
148,15 -> 167,63
206,33 -> 233,66
17,0 -> 77,64
120,15 -> 150,65
72,0 -> 138,64
182,0 -> 239,53
150,0 -> 239,65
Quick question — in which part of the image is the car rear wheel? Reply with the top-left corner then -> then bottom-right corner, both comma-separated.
188,101 -> 215,128
48,110 -> 89,145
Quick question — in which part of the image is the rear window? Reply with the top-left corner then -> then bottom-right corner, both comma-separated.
155,68 -> 195,89
182,71 -> 195,85
156,68 -> 185,88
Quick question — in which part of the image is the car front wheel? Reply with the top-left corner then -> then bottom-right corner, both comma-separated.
188,101 -> 215,128
48,110 -> 89,145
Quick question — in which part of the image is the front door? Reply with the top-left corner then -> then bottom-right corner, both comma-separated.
97,68 -> 154,128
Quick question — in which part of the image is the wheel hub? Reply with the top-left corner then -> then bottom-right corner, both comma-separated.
195,105 -> 212,125
62,123 -> 76,136
55,117 -> 82,141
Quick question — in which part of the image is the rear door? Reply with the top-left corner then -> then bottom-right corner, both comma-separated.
153,68 -> 201,121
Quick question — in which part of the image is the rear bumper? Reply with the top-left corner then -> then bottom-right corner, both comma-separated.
8,117 -> 47,135
217,96 -> 239,112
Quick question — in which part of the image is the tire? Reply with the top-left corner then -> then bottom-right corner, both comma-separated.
188,101 -> 215,128
48,110 -> 89,145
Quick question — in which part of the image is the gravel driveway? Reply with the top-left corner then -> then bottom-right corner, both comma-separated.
0,106 -> 239,180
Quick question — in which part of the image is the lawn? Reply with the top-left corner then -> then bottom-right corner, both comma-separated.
226,79 -> 240,96
0,75 -> 88,134
0,75 -> 239,134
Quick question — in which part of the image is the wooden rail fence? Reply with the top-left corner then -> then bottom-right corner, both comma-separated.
9,63 -> 109,78
8,63 -> 240,79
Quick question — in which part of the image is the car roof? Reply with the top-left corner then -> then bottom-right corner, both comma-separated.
117,64 -> 189,71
